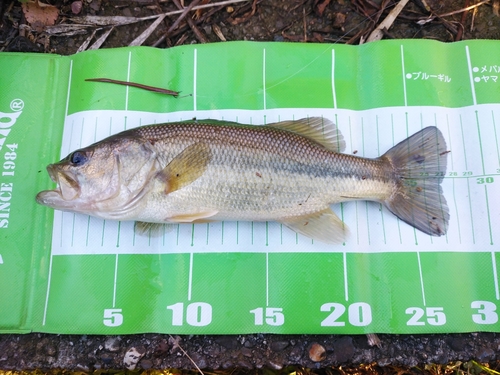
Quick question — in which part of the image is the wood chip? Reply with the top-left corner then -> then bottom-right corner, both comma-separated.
212,23 -> 226,41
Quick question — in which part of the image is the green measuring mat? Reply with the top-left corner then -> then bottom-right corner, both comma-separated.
1,40 -> 499,334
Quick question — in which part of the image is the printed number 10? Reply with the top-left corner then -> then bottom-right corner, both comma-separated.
167,302 -> 212,326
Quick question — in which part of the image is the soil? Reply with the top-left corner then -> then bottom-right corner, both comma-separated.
2,0 -> 500,372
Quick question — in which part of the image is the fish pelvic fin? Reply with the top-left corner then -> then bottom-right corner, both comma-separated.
281,208 -> 349,244
268,117 -> 346,153
159,142 -> 212,194
166,210 -> 219,223
382,126 -> 449,236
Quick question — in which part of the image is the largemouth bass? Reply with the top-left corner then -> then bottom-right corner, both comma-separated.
36,118 -> 449,243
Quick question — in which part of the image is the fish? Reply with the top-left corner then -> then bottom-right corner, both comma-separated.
36,117 -> 449,244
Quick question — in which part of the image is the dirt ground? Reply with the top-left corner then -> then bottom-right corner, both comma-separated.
2,0 -> 500,373
1,0 -> 500,54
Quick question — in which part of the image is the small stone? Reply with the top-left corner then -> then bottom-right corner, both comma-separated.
100,353 -> 113,365
270,340 -> 289,352
122,7 -> 132,17
104,337 -> 121,352
268,359 -> 283,370
140,359 -> 153,369
45,344 -> 57,356
241,347 -> 252,357
309,343 -> 326,362
71,1 -> 82,14
334,336 -> 355,363
449,336 -> 466,351
190,353 -> 207,369
215,336 -> 238,349
154,339 -> 169,355
89,0 -> 101,11
475,347 -> 495,362
237,359 -> 252,369
123,346 -> 146,370
76,363 -> 90,372
378,357 -> 392,366
289,346 -> 303,361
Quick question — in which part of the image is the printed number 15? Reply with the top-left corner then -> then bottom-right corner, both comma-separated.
250,307 -> 284,326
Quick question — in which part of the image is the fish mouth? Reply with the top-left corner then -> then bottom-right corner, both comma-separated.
36,164 -> 81,209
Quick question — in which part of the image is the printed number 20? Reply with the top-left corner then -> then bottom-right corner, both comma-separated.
321,302 -> 372,327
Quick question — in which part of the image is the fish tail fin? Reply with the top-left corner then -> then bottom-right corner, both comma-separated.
381,126 -> 449,236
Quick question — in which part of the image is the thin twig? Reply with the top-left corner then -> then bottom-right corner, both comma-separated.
87,27 -> 114,50
85,78 -> 179,96
152,0 -> 201,46
66,0 -> 249,27
366,0 -> 409,42
172,0 -> 208,43
417,0 -> 490,25
455,0 -> 469,41
168,335 -> 204,375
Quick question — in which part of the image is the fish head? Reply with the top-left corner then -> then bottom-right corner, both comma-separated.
36,134 -> 157,217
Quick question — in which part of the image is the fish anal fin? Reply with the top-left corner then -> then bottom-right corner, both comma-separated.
281,208 -> 349,244
159,142 -> 211,194
134,221 -> 169,237
382,126 -> 449,236
166,210 -> 219,223
268,117 -> 346,153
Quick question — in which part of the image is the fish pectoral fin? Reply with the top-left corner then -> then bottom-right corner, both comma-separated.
159,142 -> 212,194
166,210 -> 219,223
281,208 -> 349,244
268,117 -> 346,153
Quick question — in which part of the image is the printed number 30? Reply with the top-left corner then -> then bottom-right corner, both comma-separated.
471,301 -> 498,324
103,308 -> 123,327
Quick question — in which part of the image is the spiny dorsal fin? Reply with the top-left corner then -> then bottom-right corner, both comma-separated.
280,207 -> 349,244
268,117 -> 345,153
158,142 -> 211,194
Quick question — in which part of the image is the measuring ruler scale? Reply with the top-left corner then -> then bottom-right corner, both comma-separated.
2,40 -> 499,334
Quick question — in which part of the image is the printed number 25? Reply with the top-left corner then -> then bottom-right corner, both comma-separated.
406,307 -> 446,326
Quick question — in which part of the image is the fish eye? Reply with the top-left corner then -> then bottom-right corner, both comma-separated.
70,151 -> 88,166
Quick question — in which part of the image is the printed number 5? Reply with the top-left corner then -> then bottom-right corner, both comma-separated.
103,308 -> 123,327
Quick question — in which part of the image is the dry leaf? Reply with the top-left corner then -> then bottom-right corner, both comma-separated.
21,0 -> 59,32
314,0 -> 331,17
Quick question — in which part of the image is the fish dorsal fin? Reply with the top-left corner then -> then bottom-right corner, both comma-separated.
166,210 -> 219,223
159,142 -> 212,194
268,117 -> 345,153
281,207 -> 349,244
